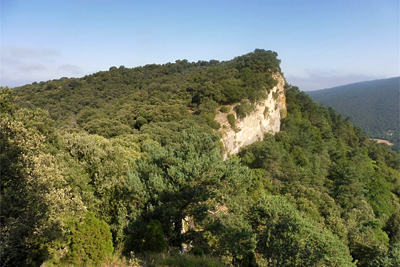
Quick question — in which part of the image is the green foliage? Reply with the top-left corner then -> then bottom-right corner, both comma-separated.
382,243 -> 400,267
201,112 -> 221,130
57,131 -> 145,241
65,212 -> 114,265
239,134 -> 297,184
158,254 -> 225,267
219,106 -> 230,113
284,184 -> 348,241
236,49 -> 281,74
1,109 -> 86,266
272,91 -> 279,100
344,199 -> 390,267
227,114 -> 236,128
0,86 -> 19,116
249,195 -> 354,266
125,129 -> 254,257
83,118 -> 134,138
134,116 -> 148,129
308,77 -> 400,150
280,108 -> 287,118
384,212 -> 400,245
142,220 -> 167,253
210,120 -> 221,130
11,50 -> 281,145
241,251 -> 258,267
234,101 -> 253,119
239,84 -> 400,266
3,51 -> 400,267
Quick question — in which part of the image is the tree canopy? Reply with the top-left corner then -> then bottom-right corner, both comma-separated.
1,51 -> 399,266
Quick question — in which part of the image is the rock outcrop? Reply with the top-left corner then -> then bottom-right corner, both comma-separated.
215,72 -> 286,159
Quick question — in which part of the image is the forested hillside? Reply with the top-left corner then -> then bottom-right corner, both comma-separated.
1,50 -> 400,266
11,49 -> 280,146
307,77 -> 400,150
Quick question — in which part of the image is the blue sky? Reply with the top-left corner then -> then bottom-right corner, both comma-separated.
1,0 -> 399,90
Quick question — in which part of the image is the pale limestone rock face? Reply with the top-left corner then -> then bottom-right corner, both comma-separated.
215,72 -> 286,159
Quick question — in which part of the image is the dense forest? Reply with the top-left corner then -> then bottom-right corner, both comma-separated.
1,50 -> 400,266
307,77 -> 400,150
10,49 -> 280,145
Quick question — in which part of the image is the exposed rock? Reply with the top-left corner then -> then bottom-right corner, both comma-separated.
215,72 -> 286,159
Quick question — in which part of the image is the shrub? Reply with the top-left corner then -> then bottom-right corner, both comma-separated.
201,112 -> 221,130
135,116 -> 148,129
234,101 -> 253,119
142,220 -> 167,253
199,99 -> 219,112
219,106 -> 230,113
65,212 -> 114,265
280,108 -> 287,118
227,114 -> 236,128
272,91 -> 279,100
263,107 -> 269,117
210,120 -> 221,130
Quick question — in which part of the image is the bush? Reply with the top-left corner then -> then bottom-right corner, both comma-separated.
201,112 -> 220,130
263,107 -> 269,117
234,101 -> 253,119
280,108 -> 287,118
142,220 -> 167,253
382,243 -> 400,267
272,91 -> 279,100
135,116 -> 148,129
227,114 -> 236,128
219,106 -> 230,113
65,212 -> 114,265
209,120 -> 221,130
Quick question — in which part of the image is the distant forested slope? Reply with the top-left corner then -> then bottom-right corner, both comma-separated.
307,77 -> 399,150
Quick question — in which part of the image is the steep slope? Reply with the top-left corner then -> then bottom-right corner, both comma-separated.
307,77 -> 400,150
216,72 -> 286,158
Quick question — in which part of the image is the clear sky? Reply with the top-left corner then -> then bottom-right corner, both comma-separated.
1,0 -> 399,90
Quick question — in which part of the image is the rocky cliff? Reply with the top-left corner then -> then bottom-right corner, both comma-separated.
215,72 -> 286,158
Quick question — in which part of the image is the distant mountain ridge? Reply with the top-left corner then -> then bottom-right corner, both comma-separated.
307,77 -> 400,150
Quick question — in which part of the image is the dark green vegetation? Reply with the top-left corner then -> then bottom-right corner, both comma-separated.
307,77 -> 400,150
240,85 -> 400,266
65,212 -> 114,265
228,113 -> 236,128
11,49 -> 280,144
1,50 -> 400,266
142,220 -> 168,253
219,106 -> 230,113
